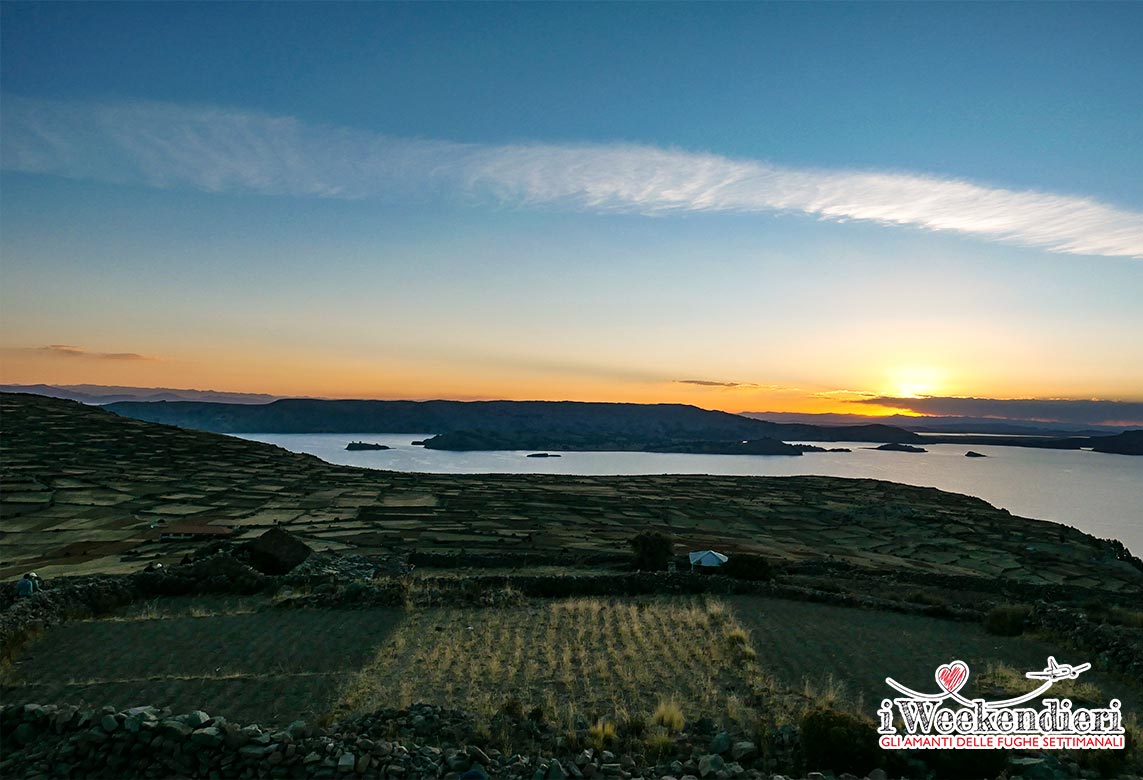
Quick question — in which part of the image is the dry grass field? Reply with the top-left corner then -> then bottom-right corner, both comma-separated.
336,597 -> 759,735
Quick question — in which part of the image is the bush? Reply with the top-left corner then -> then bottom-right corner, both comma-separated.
643,731 -> 674,759
629,531 -> 674,571
721,554 -> 774,581
799,707 -> 879,776
651,699 -> 685,733
587,718 -> 617,750
615,707 -> 647,739
983,604 -> 1032,636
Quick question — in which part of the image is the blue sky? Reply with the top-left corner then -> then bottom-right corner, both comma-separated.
2,2 -> 1141,417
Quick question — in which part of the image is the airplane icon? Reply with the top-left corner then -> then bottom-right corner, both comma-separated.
1025,656 -> 1091,682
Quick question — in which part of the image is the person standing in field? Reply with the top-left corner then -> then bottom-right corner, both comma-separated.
15,572 -> 40,597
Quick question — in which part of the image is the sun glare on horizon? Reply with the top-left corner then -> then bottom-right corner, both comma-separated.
886,366 -> 947,400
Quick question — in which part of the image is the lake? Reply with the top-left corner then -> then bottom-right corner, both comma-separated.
235,432 -> 1143,554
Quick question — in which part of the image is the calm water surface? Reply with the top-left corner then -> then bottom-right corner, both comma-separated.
236,433 -> 1143,553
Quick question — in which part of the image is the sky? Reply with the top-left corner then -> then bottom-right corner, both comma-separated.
2,2 -> 1142,422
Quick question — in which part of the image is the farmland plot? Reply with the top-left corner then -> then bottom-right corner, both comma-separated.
729,596 -> 1139,716
337,597 -> 757,729
1,603 -> 403,724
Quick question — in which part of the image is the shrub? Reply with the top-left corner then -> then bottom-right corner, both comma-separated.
983,604 -> 1032,636
721,554 -> 774,581
651,699 -> 685,733
644,731 -> 675,759
799,706 -> 879,776
628,531 -> 674,571
725,627 -> 749,645
587,718 -> 617,750
615,707 -> 647,739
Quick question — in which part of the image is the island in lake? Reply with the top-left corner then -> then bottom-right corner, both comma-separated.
345,441 -> 390,451
868,442 -> 928,453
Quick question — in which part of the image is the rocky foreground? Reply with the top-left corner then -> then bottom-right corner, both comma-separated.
2,701 -> 1123,780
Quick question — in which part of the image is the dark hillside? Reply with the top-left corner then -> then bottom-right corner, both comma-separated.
105,398 -> 922,443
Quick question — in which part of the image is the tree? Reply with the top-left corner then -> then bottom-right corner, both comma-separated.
628,531 -> 673,571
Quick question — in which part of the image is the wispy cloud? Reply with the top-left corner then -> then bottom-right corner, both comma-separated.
855,396 -> 1143,427
673,379 -> 804,391
675,379 -> 756,388
3,96 -> 1142,258
22,345 -> 157,361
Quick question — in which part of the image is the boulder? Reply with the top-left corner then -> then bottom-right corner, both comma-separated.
709,732 -> 731,755
697,755 -> 724,778
730,742 -> 756,763
241,528 -> 312,575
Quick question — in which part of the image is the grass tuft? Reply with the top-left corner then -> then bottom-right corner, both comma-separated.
651,698 -> 685,733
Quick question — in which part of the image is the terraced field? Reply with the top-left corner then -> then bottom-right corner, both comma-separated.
4,393 -> 1141,593
729,597 -> 1140,715
0,598 -> 402,723
5,594 -> 1135,731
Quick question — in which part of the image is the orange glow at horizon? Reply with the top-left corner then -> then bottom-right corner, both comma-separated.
4,345 -> 1137,416
0,346 -> 943,416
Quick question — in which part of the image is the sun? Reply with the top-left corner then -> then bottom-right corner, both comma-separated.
887,366 -> 945,399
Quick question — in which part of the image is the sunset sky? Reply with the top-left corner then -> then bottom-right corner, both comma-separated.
2,3 -> 1141,418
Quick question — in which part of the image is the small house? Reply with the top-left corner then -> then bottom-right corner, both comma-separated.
688,549 -> 728,569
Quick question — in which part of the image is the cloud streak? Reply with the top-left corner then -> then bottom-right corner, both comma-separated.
3,96 -> 1142,258
675,379 -> 755,388
23,345 -> 157,361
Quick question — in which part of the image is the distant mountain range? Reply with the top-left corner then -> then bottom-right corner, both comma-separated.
102,398 -> 924,446
740,410 -> 1128,436
0,384 -> 284,405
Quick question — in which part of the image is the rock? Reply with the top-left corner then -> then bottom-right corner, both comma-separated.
356,754 -> 371,773
338,752 -> 357,773
12,723 -> 38,745
867,770 -> 887,780
709,733 -> 732,755
185,710 -> 212,728
730,742 -> 756,763
965,451 -> 987,458
100,714 -> 120,733
305,752 -> 323,765
190,727 -> 223,748
241,527 -> 313,575
548,759 -> 569,780
698,755 -> 725,778
239,744 -> 269,759
159,719 -> 193,738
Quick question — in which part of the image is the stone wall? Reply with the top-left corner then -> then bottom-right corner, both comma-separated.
1,701 -> 880,780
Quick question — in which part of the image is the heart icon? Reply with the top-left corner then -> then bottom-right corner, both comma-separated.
935,661 -> 969,694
